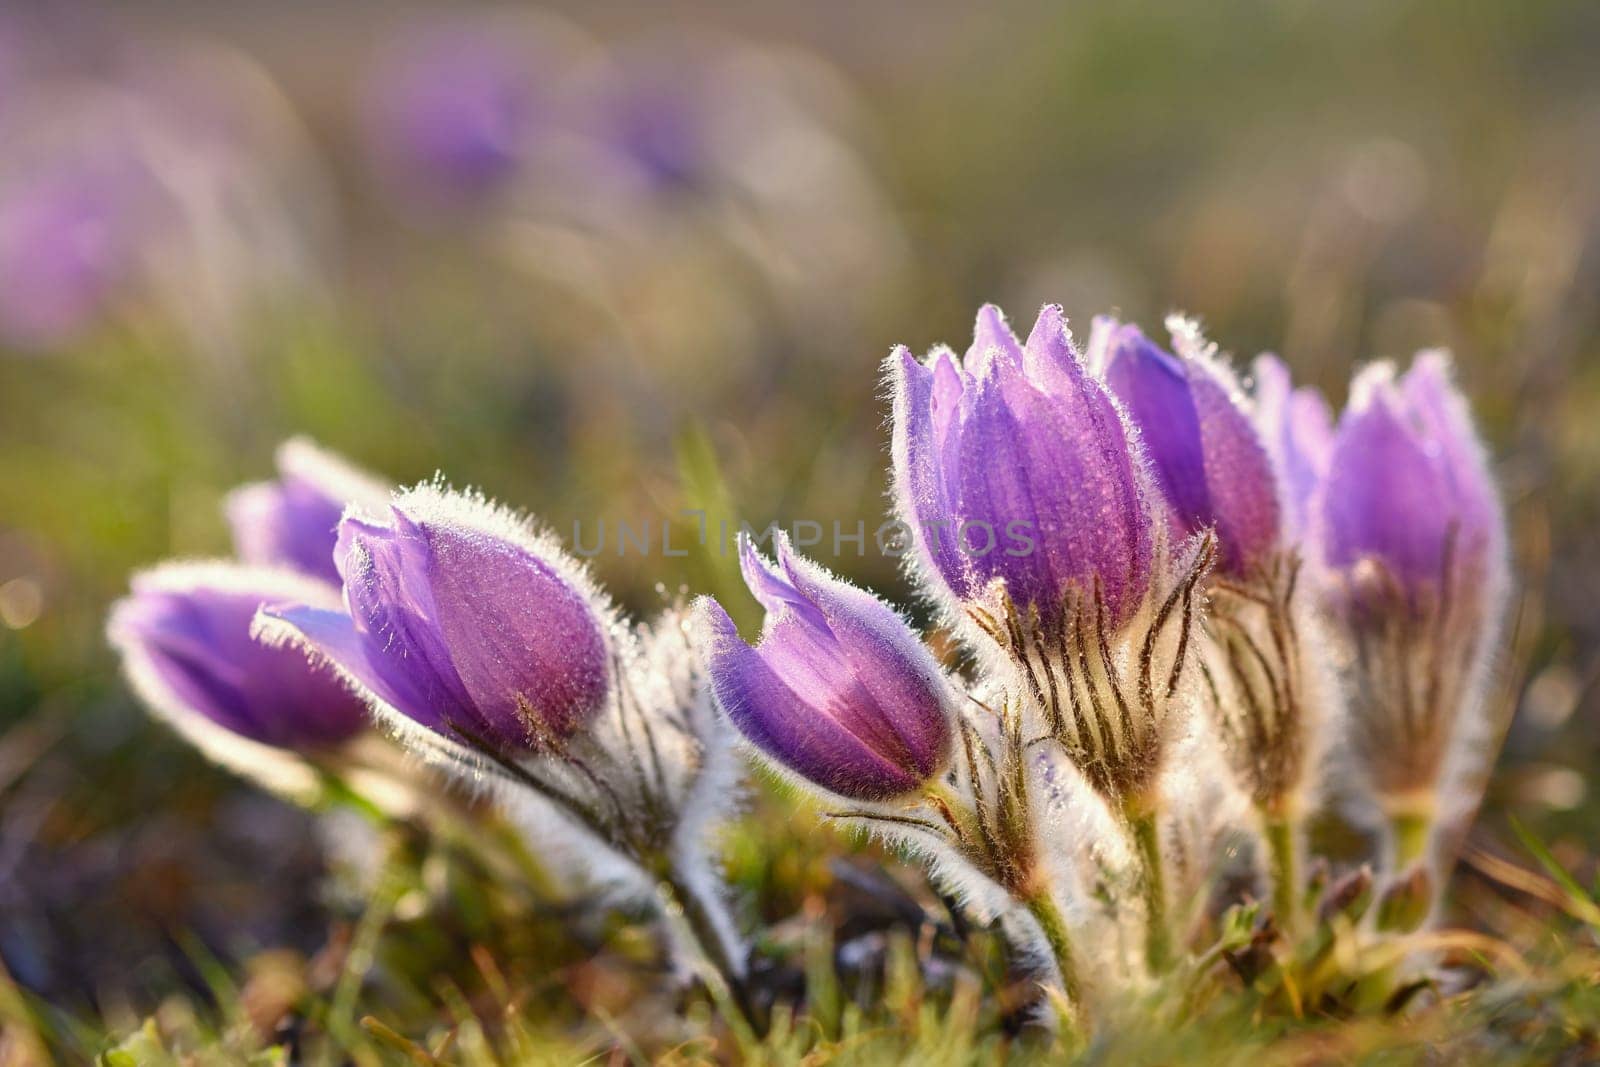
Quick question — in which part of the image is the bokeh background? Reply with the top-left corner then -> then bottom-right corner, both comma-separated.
3,0 -> 1599,1052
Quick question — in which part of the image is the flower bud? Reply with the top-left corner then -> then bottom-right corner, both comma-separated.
1317,865 -> 1374,926
225,438 -> 390,585
1374,866 -> 1432,933
108,563 -> 368,751
890,304 -> 1153,632
1322,355 -> 1504,621
1095,317 -> 1281,578
259,485 -> 612,754
696,533 -> 954,802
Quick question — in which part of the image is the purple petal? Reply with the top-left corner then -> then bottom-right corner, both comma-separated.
226,482 -> 343,583
891,346 -> 969,597
1398,352 -> 1503,569
1252,355 -> 1333,541
336,510 -> 482,734
739,535 -> 827,630
332,499 -> 612,752
257,601 -> 445,733
961,336 -> 1153,628
1103,323 -> 1281,575
1020,302 -> 1078,393
964,303 -> 1024,380
1187,361 -> 1281,573
1103,324 -> 1210,536
416,513 -> 611,742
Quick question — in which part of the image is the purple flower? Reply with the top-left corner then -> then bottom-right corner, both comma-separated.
259,486 -> 612,754
598,60 -> 710,191
225,439 -> 391,585
363,22 -> 547,207
0,160 -> 140,351
890,304 -> 1153,630
696,534 -> 953,802
108,564 -> 368,750
1320,354 -> 1504,616
1094,318 -> 1281,577
1251,355 -> 1334,541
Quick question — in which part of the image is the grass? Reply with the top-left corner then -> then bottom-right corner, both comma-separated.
0,778 -> 1593,1065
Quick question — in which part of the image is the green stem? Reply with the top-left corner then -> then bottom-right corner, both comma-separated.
926,782 -> 1082,1012
1389,808 -> 1432,872
1125,802 -> 1172,974
1022,889 -> 1082,1004
326,830 -> 411,1061
659,872 -> 758,1039
1262,810 -> 1301,940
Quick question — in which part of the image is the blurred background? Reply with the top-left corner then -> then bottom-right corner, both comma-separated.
3,0 -> 1599,1050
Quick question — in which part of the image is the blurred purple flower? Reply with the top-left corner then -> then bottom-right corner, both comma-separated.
599,64 -> 710,190
1251,355 -> 1334,541
1321,353 -> 1504,616
363,23 -> 545,207
0,160 -> 140,351
696,533 -> 953,802
259,486 -> 612,754
890,304 -> 1153,630
225,438 -> 391,585
108,564 -> 368,750
1096,318 -> 1280,577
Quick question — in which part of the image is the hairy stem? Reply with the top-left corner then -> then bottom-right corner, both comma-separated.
924,781 -> 1081,1008
1261,809 -> 1301,940
1125,800 -> 1172,974
1022,888 -> 1082,1005
658,870 -> 757,1036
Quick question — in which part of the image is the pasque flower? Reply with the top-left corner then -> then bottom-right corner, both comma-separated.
697,533 -> 1085,1002
0,156 -> 144,351
696,532 -> 954,802
363,18 -> 560,208
890,304 -> 1221,980
262,483 -> 753,1013
225,438 -> 390,585
1094,317 -> 1339,936
259,485 -> 612,754
890,303 -> 1153,633
108,564 -> 371,797
1318,353 -> 1508,879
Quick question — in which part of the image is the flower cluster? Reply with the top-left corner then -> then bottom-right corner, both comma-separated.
698,303 -> 1508,1013
110,303 -> 1509,1035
